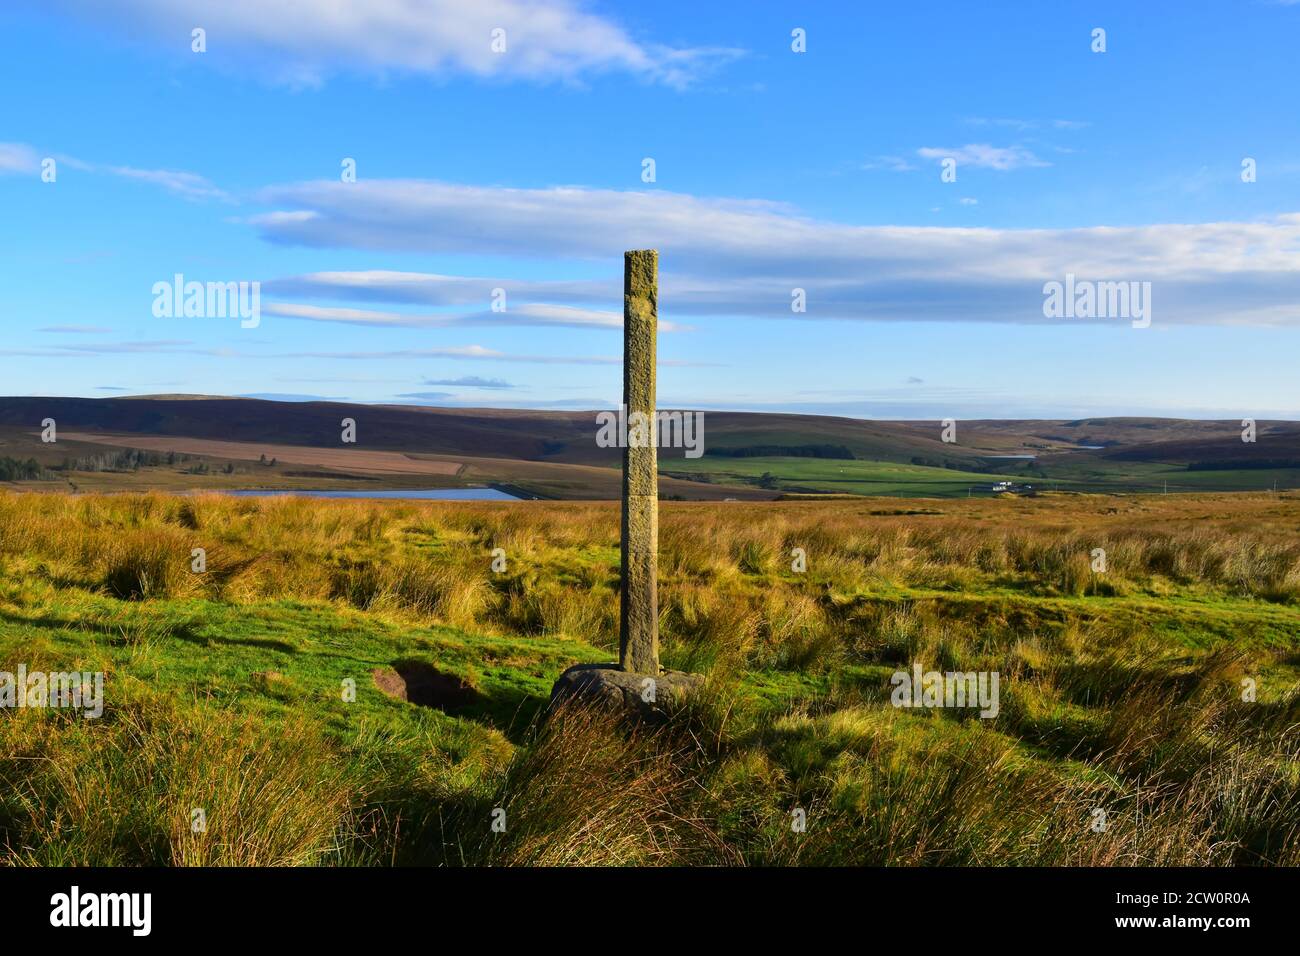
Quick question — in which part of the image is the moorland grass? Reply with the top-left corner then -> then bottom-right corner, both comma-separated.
0,490 -> 1297,865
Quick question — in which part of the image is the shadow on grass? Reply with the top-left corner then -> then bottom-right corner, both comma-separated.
454,682 -> 549,745
368,652 -> 553,745
168,628 -> 299,655
0,607 -> 299,654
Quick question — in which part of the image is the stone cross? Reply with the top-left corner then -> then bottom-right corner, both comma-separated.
620,250 -> 659,674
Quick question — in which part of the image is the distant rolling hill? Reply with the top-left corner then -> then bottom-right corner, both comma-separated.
1,396 -> 1298,499
0,395 -> 1005,464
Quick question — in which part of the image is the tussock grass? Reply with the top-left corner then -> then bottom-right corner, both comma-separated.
461,700 -> 735,866
0,489 -> 1297,866
1,687 -> 353,866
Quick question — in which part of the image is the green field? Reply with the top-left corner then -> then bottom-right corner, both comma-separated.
665,454 -> 1300,498
665,456 -> 1003,496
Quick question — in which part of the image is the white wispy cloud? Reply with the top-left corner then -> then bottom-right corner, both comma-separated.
248,178 -> 1300,327
963,117 -> 1090,132
270,345 -> 717,366
0,142 -> 39,173
54,340 -> 203,354
862,155 -> 916,172
916,143 -> 1050,170
0,141 -> 228,200
394,391 -> 454,401
262,300 -> 685,332
423,376 -> 514,389
265,269 -> 619,306
963,117 -> 1037,132
8,338 -> 699,366
52,0 -> 742,88
103,165 -> 231,202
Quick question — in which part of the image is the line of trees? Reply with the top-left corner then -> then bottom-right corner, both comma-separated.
57,448 -> 193,472
185,461 -> 236,475
0,456 -> 55,481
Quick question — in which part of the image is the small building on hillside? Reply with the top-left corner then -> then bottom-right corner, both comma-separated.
991,481 -> 1036,496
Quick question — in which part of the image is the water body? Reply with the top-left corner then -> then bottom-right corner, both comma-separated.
985,454 -> 1038,460
226,487 -> 523,501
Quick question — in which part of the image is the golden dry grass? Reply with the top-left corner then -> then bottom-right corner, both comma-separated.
0,489 -> 1297,866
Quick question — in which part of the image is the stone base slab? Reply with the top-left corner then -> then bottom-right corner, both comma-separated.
549,663 -> 704,721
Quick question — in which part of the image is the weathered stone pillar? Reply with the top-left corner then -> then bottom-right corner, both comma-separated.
620,249 -> 659,674
548,249 -> 700,718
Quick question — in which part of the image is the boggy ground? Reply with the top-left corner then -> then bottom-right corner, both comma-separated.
0,490 -> 1297,865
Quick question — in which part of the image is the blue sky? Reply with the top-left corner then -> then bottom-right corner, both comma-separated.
3,0 -> 1300,418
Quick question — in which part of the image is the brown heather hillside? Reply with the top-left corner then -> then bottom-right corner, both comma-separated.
3,396 -> 1300,500
6,396 -> 1297,467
